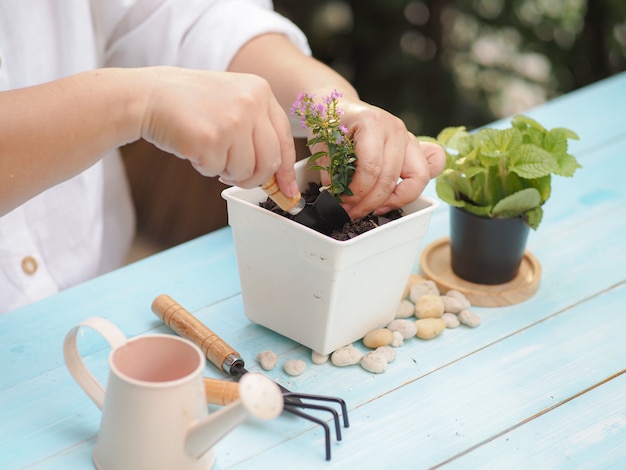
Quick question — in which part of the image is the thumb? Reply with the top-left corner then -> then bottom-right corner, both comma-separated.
273,152 -> 299,199
420,141 -> 446,179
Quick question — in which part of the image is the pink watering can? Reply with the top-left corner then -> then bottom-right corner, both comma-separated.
64,317 -> 283,470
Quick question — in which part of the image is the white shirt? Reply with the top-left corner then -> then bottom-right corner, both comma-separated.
0,0 -> 309,314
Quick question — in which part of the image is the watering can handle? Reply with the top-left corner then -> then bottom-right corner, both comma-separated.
62,317 -> 127,410
204,377 -> 240,406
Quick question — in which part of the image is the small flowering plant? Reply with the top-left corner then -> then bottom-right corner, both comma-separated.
290,90 -> 357,201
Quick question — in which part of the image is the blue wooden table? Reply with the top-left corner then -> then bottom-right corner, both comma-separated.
2,72 -> 625,469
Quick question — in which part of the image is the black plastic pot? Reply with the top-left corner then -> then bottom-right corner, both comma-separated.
449,207 -> 530,285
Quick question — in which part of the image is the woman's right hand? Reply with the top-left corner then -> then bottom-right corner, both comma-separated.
138,66 -> 299,197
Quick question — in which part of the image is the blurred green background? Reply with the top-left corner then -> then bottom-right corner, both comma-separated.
274,0 -> 626,135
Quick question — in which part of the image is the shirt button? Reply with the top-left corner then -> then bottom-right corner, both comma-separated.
21,256 -> 38,275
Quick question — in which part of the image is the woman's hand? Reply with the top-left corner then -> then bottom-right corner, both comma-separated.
315,99 -> 446,220
139,66 -> 299,198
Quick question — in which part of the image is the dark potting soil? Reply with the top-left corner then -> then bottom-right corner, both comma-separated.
259,182 -> 403,241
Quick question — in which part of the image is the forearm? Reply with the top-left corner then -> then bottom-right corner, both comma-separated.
227,33 -> 359,111
0,68 -> 145,216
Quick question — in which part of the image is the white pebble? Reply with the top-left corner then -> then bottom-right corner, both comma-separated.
256,350 -> 277,371
395,299 -> 416,319
441,295 -> 465,314
409,280 -> 440,303
441,312 -> 460,328
402,274 -> 426,298
331,344 -> 363,367
459,309 -> 481,328
390,330 -> 404,347
446,290 -> 472,310
360,351 -> 388,374
283,359 -> 306,376
375,346 -> 396,363
311,351 -> 329,364
387,319 -> 418,339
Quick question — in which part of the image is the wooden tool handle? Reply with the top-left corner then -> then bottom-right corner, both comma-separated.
261,175 -> 301,213
151,294 -> 240,373
204,377 -> 240,406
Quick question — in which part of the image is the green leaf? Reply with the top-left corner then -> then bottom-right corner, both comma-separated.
306,137 -> 324,147
510,144 -> 558,178
462,202 -> 492,217
308,151 -> 327,162
435,169 -> 473,204
477,148 -> 503,167
551,127 -> 579,140
493,127 -> 522,151
416,136 -> 440,145
435,177 -> 465,207
512,114 -> 546,132
437,126 -> 467,147
492,188 -> 541,218
523,206 -> 543,230
469,170 -> 490,206
525,127 -> 545,147
525,174 -> 552,203
464,166 -> 485,179
554,152 -> 582,177
543,129 -> 568,155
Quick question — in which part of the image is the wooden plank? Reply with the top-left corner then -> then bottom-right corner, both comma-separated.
443,371 -> 626,468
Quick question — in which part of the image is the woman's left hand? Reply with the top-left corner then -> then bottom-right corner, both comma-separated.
318,99 -> 446,220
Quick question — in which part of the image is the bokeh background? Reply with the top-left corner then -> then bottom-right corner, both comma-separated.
275,0 -> 626,135
123,0 -> 626,256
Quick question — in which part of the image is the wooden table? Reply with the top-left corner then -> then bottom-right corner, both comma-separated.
2,72 -> 625,469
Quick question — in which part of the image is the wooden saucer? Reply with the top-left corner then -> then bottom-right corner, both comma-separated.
419,237 -> 541,307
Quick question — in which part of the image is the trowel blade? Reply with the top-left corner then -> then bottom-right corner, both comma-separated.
293,190 -> 350,235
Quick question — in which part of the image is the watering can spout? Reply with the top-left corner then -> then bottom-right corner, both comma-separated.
185,373 -> 284,460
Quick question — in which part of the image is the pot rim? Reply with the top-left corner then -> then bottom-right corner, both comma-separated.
222,187 -> 439,246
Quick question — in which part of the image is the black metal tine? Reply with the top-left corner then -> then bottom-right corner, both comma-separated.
287,401 -> 342,441
283,392 -> 350,428
283,404 -> 332,461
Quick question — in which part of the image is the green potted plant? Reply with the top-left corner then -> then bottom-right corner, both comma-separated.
222,91 -> 439,355
424,115 -> 581,285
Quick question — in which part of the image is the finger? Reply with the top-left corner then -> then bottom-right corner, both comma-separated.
372,139 -> 431,215
420,140 -> 446,178
270,103 -> 299,198
222,103 -> 285,189
342,125 -> 384,206
187,138 -> 228,178
220,131 -> 256,184
346,138 -> 407,219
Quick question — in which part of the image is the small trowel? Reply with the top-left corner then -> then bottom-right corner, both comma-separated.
261,175 -> 350,235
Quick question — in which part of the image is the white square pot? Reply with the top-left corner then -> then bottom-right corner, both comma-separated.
222,161 -> 439,355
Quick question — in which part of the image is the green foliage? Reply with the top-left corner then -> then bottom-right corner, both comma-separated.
290,91 -> 357,201
427,115 -> 581,229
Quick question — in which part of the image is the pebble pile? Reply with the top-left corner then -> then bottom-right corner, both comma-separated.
257,275 -> 482,377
